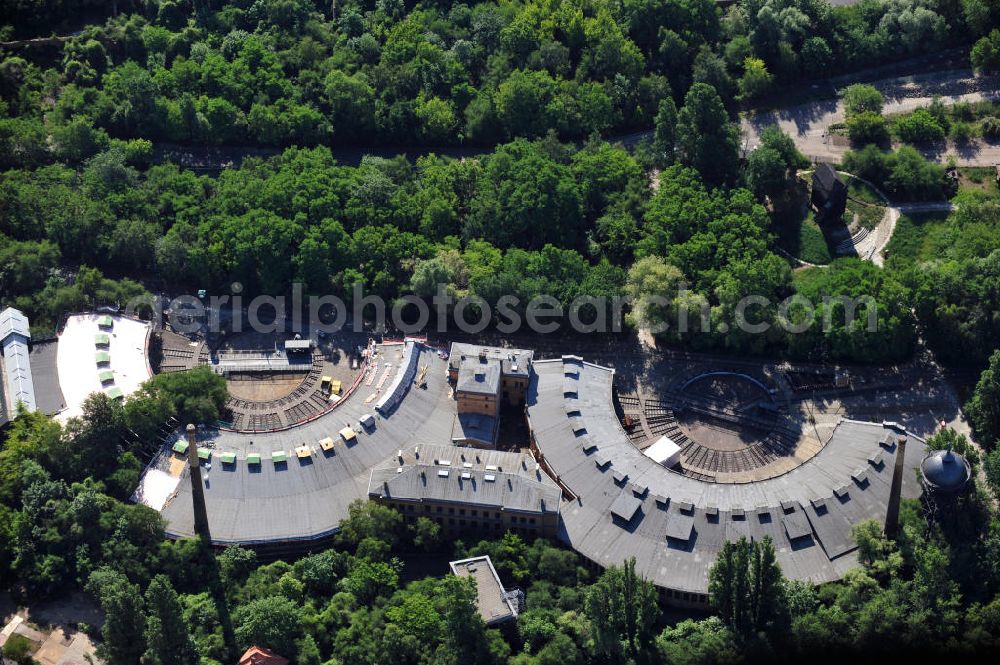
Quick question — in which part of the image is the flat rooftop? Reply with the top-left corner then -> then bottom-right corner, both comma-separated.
450,556 -> 517,625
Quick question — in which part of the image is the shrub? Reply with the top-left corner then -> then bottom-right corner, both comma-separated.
847,111 -> 889,145
894,109 -> 945,143
982,116 -> 1000,140
842,84 -> 885,116
843,145 -> 951,201
950,121 -> 974,143
971,29 -> 1000,73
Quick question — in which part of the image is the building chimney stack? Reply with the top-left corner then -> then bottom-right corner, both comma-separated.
186,424 -> 212,543
884,434 -> 907,540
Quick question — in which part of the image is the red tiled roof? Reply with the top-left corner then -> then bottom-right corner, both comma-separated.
238,646 -> 289,665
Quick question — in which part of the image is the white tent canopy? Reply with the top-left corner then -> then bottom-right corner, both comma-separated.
644,435 -> 682,468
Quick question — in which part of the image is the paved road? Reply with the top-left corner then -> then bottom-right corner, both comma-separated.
742,69 -> 1000,166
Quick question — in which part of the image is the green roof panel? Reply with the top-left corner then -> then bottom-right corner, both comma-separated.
95,351 -> 110,364
172,440 -> 189,454
246,453 -> 261,465
220,452 -> 237,464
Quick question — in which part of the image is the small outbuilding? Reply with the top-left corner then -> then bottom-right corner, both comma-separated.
450,556 -> 520,626
811,163 -> 847,221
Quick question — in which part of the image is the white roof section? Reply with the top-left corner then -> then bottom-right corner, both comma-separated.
644,435 -> 682,467
1,312 -> 36,412
56,314 -> 151,421
0,307 -> 30,341
375,340 -> 418,414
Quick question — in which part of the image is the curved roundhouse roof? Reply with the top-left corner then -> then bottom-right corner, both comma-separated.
526,357 -> 924,595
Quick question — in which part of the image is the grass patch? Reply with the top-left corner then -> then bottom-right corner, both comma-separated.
845,198 -> 886,230
846,177 -> 886,205
2,633 -> 40,664
773,208 -> 834,265
955,167 -> 999,198
883,211 -> 951,268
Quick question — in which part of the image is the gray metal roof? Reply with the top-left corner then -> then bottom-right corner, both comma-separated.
27,340 -> 66,415
158,343 -> 457,543
665,510 -> 695,541
610,491 -> 642,522
1,308 -> 35,413
782,506 -> 812,541
451,412 -> 499,446
0,308 -> 30,341
449,343 -> 533,379
368,443 -> 560,515
456,357 -> 501,396
0,358 -> 7,426
526,358 -> 925,594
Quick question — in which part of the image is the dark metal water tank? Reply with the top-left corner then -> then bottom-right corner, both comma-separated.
920,449 -> 971,494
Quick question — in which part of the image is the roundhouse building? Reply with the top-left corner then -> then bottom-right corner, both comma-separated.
140,341 -> 929,601
526,355 -> 924,608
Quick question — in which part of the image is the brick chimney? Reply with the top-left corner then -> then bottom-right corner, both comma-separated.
884,434 -> 907,540
186,424 -> 212,542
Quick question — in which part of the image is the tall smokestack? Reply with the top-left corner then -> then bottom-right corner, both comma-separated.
186,424 -> 212,542
884,434 -> 907,540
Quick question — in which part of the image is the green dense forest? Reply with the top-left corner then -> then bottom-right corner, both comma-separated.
0,1 -> 997,366
2,0 -> 995,147
5,1 -> 1000,663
